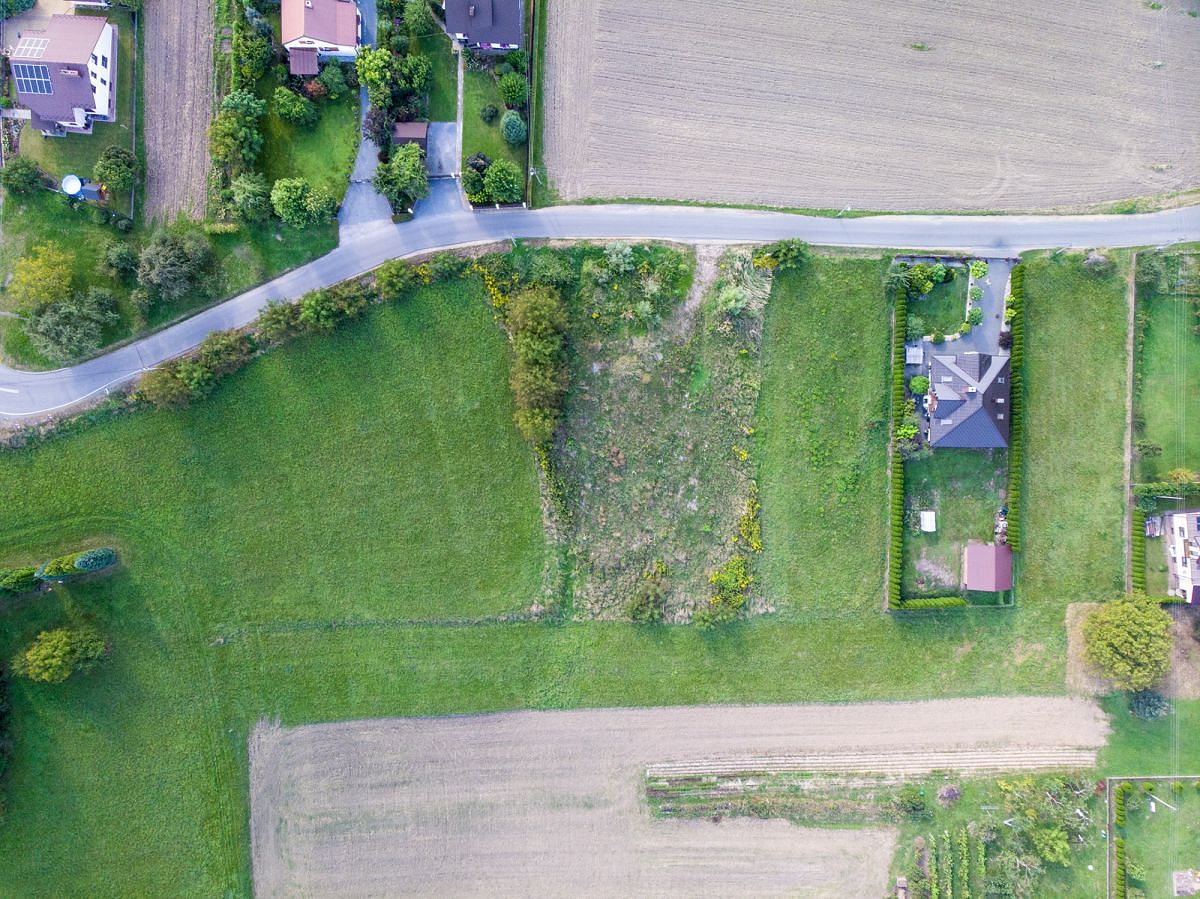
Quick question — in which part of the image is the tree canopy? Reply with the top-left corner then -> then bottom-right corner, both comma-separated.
373,143 -> 429,212
11,627 -> 106,684
26,288 -> 119,362
7,242 -> 74,314
1083,598 -> 1172,692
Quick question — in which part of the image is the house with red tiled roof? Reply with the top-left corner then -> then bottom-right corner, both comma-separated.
281,0 -> 361,76
9,14 -> 117,136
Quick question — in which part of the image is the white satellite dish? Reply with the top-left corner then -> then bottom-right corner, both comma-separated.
61,174 -> 83,196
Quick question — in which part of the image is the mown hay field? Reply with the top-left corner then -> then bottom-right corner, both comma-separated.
543,0 -> 1200,211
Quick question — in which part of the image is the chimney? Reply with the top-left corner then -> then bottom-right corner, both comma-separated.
469,4 -> 476,15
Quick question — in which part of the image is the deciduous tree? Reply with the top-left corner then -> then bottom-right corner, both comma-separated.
7,242 -> 73,313
11,627 -> 106,684
1083,599 -> 1172,692
373,142 -> 428,212
25,288 -> 119,362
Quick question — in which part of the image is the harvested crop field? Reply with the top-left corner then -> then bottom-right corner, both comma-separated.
542,0 -> 1200,212
142,0 -> 213,220
251,698 -> 1108,897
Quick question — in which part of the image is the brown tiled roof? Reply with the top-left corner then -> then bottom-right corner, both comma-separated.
282,0 -> 358,47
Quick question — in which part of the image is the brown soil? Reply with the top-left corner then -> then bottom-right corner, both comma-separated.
142,0 -> 214,221
1066,602 -> 1111,695
250,697 -> 1109,897
543,0 -> 1200,212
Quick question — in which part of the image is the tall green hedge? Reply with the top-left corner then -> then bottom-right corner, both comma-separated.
1006,264 -> 1026,552
33,547 -> 119,583
888,296 -> 908,610
1131,508 -> 1146,593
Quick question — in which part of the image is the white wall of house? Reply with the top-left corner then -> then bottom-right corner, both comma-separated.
85,23 -> 115,120
1166,511 -> 1200,601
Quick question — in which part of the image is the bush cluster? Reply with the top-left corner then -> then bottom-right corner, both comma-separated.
1114,780 -> 1132,827
11,627 -> 106,684
0,566 -> 39,597
694,555 -> 752,628
506,285 -> 568,444
1129,689 -> 1169,720
1006,264 -> 1026,552
900,596 -> 970,610
888,293 -> 908,610
625,559 -> 668,624
32,547 -> 119,583
1131,508 -> 1146,592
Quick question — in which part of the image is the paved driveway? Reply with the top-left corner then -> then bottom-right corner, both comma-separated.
426,122 -> 457,177
952,257 -> 1014,356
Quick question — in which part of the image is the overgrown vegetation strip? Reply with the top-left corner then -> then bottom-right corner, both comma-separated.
1006,264 -> 1026,553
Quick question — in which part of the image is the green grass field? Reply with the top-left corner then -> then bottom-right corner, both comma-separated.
1020,253 -> 1130,611
411,33 -> 458,121
260,88 -> 360,201
462,69 -> 526,176
1134,254 -> 1200,481
0,251 -> 1153,892
903,449 -> 1007,596
908,270 -> 968,336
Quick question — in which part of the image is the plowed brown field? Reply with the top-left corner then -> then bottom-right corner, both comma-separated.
543,0 -> 1200,212
250,697 -> 1108,897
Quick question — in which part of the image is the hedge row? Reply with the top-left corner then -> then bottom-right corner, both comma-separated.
1114,780 -> 1132,827
1,548 -> 118,597
1131,508 -> 1146,593
888,296 -> 908,611
899,596 -> 970,610
1115,836 -> 1127,899
1006,264 -> 1026,552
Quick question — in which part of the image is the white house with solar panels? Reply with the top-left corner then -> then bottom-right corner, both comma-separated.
9,14 -> 116,136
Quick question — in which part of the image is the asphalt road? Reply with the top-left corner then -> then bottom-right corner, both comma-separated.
2,180 -> 1198,420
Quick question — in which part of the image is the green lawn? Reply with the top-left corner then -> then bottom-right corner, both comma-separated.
18,7 -> 139,217
0,252 -> 1148,892
908,269 -> 968,336
1118,779 -> 1200,898
1134,253 -> 1200,481
411,33 -> 458,121
260,87 -> 360,201
1020,253 -> 1130,611
462,69 -> 526,176
903,449 -> 1007,596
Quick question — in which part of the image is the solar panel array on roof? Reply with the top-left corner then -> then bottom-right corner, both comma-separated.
13,63 -> 53,95
14,37 -> 50,58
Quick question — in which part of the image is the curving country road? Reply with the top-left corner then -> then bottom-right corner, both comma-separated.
2,179 -> 1199,420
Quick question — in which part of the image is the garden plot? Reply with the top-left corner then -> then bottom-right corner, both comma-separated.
543,0 -> 1200,211
1111,779 -> 1200,899
249,698 -> 1109,897
903,449 -> 1007,598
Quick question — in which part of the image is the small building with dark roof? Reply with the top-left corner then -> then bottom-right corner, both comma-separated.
392,120 -> 429,153
925,350 -> 1011,449
445,0 -> 524,52
963,541 -> 1013,592
9,14 -> 117,136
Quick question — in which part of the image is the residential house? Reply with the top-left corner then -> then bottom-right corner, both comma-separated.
281,0 -> 360,76
9,14 -> 117,136
925,351 -> 1011,449
445,0 -> 523,52
1165,509 -> 1200,604
963,540 -> 1013,592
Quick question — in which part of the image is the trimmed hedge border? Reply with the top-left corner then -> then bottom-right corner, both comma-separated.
888,295 -> 908,611
1006,264 -> 1026,553
1131,508 -> 1146,593
898,596 -> 970,610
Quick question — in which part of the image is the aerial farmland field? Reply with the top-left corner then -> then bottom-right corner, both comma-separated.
542,0 -> 1200,211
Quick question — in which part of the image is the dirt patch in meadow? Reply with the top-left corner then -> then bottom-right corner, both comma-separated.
1066,603 -> 1110,695
250,697 -> 1109,897
142,0 -> 214,220
543,0 -> 1200,211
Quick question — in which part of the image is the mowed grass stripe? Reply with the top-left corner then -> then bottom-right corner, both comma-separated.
757,256 -> 891,614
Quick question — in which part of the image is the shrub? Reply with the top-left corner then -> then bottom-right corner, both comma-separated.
505,48 -> 528,74
482,157 -> 523,204
695,555 -> 752,628
137,230 -> 211,304
254,300 -> 302,346
968,286 -> 984,303
909,375 -> 929,395
422,252 -> 468,282
0,567 -> 39,597
197,329 -> 254,376
626,559 -> 668,624
73,547 -> 118,572
737,483 -> 763,552
0,156 -> 42,195
136,362 -> 195,408
209,89 -> 266,168
233,29 -> 272,84
500,109 -> 527,145
498,71 -> 529,107
363,105 -> 395,150
316,60 -> 349,99
11,627 -> 106,684
374,142 -> 429,212
375,258 -> 420,301
479,103 -> 499,123
230,171 -> 273,223
92,145 -> 140,193
270,177 -> 337,227
26,288 -> 119,363
507,285 -> 567,443
103,242 -> 140,282
970,260 -> 988,279
7,242 -> 74,314
968,305 -> 983,325
1129,689 -> 1169,720
894,784 -> 931,820
931,329 -> 945,344
273,86 -> 317,125
1083,599 -> 1172,691
901,597 -> 969,610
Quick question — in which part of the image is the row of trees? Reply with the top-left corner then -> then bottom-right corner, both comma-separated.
0,146 -> 139,200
